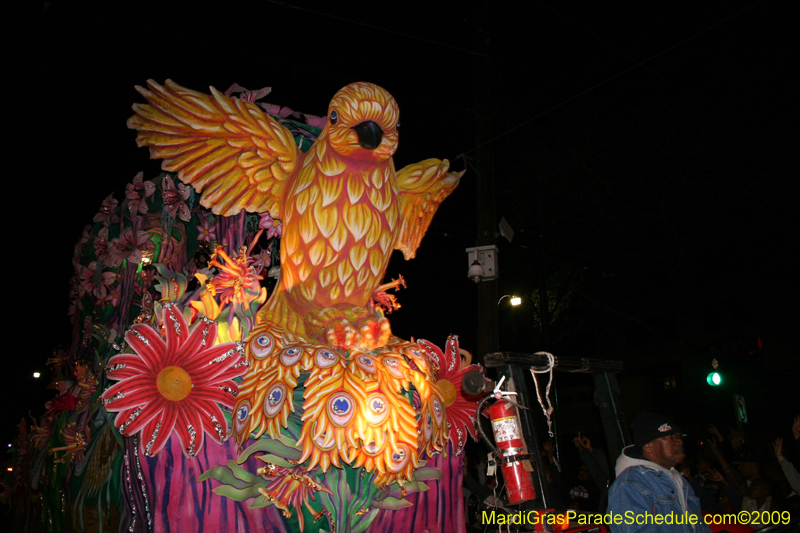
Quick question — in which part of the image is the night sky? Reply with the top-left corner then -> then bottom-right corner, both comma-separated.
8,1 -> 796,451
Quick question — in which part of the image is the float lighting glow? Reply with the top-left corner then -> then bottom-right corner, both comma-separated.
706,372 -> 722,386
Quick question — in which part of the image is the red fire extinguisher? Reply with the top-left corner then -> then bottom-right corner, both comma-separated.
488,399 -> 537,504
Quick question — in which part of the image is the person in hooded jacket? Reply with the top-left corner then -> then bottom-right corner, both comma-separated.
606,412 -> 711,533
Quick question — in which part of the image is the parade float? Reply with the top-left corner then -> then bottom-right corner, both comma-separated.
6,80 -> 481,533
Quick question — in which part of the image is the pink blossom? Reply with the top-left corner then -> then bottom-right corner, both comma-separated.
224,83 -> 272,102
251,248 -> 271,275
258,213 -> 282,239
106,227 -> 151,267
73,225 -> 92,260
162,175 -> 191,222
125,172 -> 155,215
94,227 -> 111,265
102,283 -> 123,308
93,194 -> 119,226
79,262 -> 117,300
196,217 -> 217,244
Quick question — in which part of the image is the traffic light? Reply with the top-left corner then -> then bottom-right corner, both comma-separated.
706,371 -> 722,386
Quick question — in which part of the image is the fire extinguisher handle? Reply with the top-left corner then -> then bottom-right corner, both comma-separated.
502,396 -> 528,410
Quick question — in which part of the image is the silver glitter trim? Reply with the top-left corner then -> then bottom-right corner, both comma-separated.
200,317 -> 212,347
132,435 -> 152,529
219,385 -> 238,397
455,428 -> 464,456
145,422 -> 161,456
210,415 -> 225,442
166,306 -> 182,336
233,359 -> 251,369
118,407 -> 143,433
131,329 -> 149,345
187,424 -> 197,456
447,336 -> 459,372
209,342 -> 244,365
103,392 -> 124,405
107,363 -> 127,372
123,451 -> 137,532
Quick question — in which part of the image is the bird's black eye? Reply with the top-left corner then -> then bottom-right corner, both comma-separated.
330,110 -> 338,125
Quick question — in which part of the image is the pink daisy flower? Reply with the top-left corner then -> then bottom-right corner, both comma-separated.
102,304 -> 247,457
417,336 -> 483,456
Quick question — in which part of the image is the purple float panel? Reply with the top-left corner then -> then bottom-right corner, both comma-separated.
135,436 -> 288,533
367,442 -> 465,533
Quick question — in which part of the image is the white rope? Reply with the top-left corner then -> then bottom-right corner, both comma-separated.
529,352 -> 556,437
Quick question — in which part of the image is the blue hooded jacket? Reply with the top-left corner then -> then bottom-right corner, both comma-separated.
606,446 -> 710,533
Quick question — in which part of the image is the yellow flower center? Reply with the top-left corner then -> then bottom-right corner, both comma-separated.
156,366 -> 192,401
437,379 -> 457,407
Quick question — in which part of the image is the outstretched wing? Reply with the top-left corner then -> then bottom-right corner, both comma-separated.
127,79 -> 298,217
394,159 -> 463,259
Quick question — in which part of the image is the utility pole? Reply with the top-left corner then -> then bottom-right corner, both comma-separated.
474,9 -> 498,362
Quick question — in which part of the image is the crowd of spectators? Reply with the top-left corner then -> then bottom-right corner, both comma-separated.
463,414 -> 800,530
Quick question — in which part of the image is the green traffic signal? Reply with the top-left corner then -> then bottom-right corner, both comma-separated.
706,371 -> 722,386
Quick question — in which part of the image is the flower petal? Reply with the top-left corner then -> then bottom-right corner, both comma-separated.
162,304 -> 189,362
141,402 -> 179,457
193,400 -> 228,444
114,403 -> 158,436
184,343 -> 244,383
189,381 -> 239,409
174,318 -> 218,366
105,354 -> 152,381
102,376 -> 160,412
126,323 -> 167,372
175,402 -> 205,457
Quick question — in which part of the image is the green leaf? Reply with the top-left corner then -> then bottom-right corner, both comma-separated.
257,455 -> 296,469
211,484 -> 263,501
371,496 -> 413,510
386,481 -> 429,499
197,465 -> 251,489
351,509 -> 380,533
411,466 -> 442,482
237,437 -> 302,464
228,460 -> 262,484
248,498 -> 271,509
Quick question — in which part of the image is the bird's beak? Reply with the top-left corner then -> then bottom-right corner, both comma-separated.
352,121 -> 384,150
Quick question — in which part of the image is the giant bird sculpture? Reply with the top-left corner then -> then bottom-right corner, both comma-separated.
128,80 -> 462,351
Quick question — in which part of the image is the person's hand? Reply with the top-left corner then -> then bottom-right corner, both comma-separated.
708,468 -> 726,484
572,431 -> 592,452
708,424 -> 724,442
707,437 -> 720,455
793,415 -> 800,440
773,437 -> 784,459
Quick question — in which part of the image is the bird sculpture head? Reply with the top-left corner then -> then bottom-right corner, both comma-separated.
324,82 -> 399,162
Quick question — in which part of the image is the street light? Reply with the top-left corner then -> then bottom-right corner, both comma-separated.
498,295 -> 521,306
